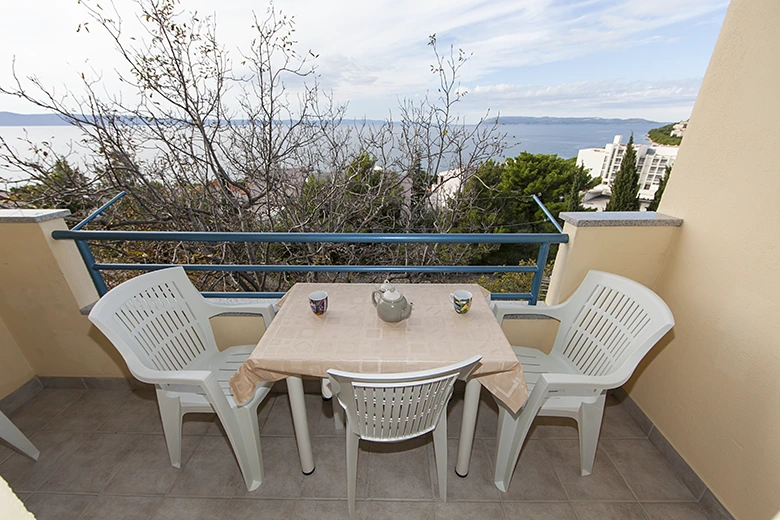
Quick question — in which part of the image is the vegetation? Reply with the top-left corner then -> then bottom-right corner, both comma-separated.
647,165 -> 672,212
605,134 -> 640,212
0,0 -> 578,294
648,123 -> 683,146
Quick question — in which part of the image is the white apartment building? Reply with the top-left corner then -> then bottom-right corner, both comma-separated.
671,120 -> 689,137
577,135 -> 678,202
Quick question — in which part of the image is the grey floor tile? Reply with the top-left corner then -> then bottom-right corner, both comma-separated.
642,502 -> 713,520
0,443 -> 13,465
262,393 -> 322,436
97,390 -> 162,433
294,499 -> 351,520
543,440 -> 634,500
181,413 -> 218,436
43,390 -> 130,432
502,502 -> 578,520
571,502 -> 649,520
434,501 -> 506,520
39,432 -> 141,493
151,497 -> 230,520
367,436 -> 433,500
103,434 -> 201,495
167,435 -> 246,497
227,498 -> 297,519
433,438 -> 500,501
484,439 -> 567,501
81,495 -> 162,520
601,439 -> 695,501
24,492 -> 96,520
357,500 -> 435,520
648,427 -> 707,499
601,395 -> 647,439
8,389 -> 85,435
300,437 -> 368,499
528,417 -> 579,439
241,436 -> 305,498
310,396 -> 344,437
446,389 -> 499,439
0,431 -> 90,493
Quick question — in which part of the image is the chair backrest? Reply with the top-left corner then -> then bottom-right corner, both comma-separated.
327,356 -> 481,442
89,267 -> 219,379
551,271 -> 674,382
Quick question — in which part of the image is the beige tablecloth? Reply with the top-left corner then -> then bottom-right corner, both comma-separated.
229,283 -> 528,413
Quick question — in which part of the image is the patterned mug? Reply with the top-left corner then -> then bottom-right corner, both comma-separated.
449,290 -> 473,314
309,291 -> 328,315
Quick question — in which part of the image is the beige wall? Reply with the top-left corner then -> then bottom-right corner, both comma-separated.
546,222 -> 679,306
625,1 -> 780,518
0,315 -> 34,400
0,219 -> 130,379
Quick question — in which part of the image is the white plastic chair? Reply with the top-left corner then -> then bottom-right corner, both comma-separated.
491,270 -> 674,492
0,412 -> 39,461
88,266 -> 276,491
327,355 -> 481,517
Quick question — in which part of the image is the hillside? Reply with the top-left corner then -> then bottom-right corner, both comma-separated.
648,123 -> 683,145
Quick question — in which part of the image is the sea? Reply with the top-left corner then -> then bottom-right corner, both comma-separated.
0,121 -> 659,181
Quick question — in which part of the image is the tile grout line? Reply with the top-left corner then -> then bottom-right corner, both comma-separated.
600,446 -> 652,520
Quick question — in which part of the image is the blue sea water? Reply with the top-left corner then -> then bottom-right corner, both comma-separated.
0,121 -> 658,180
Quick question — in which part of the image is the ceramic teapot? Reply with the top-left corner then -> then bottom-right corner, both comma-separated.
371,281 -> 413,323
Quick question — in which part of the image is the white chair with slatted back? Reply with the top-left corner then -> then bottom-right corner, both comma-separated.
327,355 -> 481,517
88,267 -> 276,491
491,271 -> 674,492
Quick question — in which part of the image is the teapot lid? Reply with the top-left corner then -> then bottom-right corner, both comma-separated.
380,280 -> 403,302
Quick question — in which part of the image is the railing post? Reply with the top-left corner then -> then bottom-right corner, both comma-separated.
529,242 -> 551,305
75,240 -> 108,296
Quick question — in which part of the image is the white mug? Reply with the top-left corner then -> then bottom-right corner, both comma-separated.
449,290 -> 473,314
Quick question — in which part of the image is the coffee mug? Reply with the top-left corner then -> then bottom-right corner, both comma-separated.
309,291 -> 328,315
449,290 -> 473,314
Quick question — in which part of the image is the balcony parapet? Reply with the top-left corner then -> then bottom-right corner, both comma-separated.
559,211 -> 683,227
0,209 -> 71,223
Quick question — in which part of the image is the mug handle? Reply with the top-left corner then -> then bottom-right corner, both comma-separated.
449,293 -> 456,304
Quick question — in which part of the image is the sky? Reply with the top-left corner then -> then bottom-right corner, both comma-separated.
0,0 -> 729,122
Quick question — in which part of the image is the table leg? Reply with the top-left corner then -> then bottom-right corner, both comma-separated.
455,378 -> 481,477
286,375 -> 315,475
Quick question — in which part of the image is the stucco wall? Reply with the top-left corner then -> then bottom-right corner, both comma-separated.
0,315 -> 34,400
626,1 -> 780,518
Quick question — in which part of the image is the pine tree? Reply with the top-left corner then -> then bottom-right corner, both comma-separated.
647,165 -> 672,211
605,134 -> 640,211
564,163 -> 590,212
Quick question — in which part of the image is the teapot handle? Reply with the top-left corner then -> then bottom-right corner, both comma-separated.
371,290 -> 381,307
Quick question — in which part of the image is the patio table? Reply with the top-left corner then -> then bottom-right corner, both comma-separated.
229,282 -> 528,478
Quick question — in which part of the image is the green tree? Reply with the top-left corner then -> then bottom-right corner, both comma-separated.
648,123 -> 682,146
647,165 -> 672,211
456,152 -> 600,264
605,134 -> 640,211
564,163 -> 598,212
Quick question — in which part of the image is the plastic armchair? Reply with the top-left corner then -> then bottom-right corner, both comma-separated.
328,355 -> 481,517
491,270 -> 674,492
0,412 -> 39,461
88,266 -> 277,491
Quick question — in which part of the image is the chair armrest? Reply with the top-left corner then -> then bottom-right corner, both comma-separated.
131,365 -> 213,387
492,301 -> 566,324
205,300 -> 278,328
539,373 -> 623,395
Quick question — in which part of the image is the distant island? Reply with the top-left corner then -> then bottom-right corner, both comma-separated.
0,111 -> 663,127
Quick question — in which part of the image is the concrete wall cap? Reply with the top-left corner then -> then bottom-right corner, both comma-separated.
559,211 -> 683,227
0,209 -> 71,223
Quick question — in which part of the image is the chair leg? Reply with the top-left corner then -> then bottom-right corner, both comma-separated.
577,392 -> 606,476
0,412 -> 39,461
234,404 -> 265,491
433,414 -> 448,501
323,378 -> 345,430
156,388 -> 183,468
346,431 -> 359,518
493,402 -> 538,492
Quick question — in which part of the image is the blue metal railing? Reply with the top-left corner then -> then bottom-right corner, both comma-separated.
52,192 -> 568,304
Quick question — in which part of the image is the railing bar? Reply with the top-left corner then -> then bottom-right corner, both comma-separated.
199,291 -> 533,300
71,191 -> 127,230
75,240 -> 109,296
529,242 -> 550,305
531,194 -> 564,233
91,263 -> 541,274
52,230 -> 569,245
